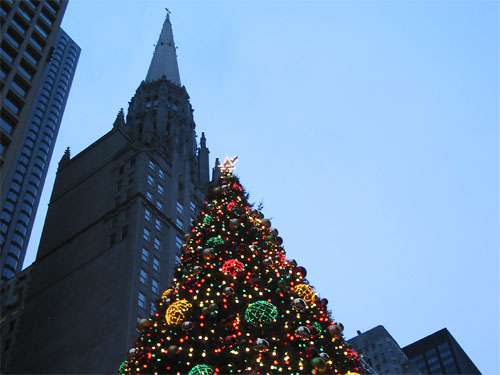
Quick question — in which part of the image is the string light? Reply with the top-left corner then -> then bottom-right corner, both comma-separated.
122,167 -> 365,375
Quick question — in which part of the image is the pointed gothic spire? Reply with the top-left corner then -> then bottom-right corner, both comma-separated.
145,11 -> 181,85
113,108 -> 125,128
58,147 -> 71,171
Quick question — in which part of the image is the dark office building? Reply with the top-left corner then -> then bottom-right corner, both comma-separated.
348,325 -> 422,375
0,0 -> 80,281
9,13 -> 212,373
403,328 -> 481,375
0,265 -> 32,372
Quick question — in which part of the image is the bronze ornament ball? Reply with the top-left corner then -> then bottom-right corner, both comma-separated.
202,248 -> 215,260
136,318 -> 151,331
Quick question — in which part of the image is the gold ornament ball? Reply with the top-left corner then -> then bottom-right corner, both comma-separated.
295,283 -> 316,304
165,299 -> 192,325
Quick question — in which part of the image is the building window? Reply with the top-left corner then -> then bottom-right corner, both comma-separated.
153,257 -> 160,272
156,201 -> 163,211
158,169 -> 164,179
152,279 -> 159,295
145,209 -> 151,222
140,269 -> 147,285
150,302 -> 157,315
146,192 -> 152,201
175,236 -> 183,250
147,174 -> 154,186
141,248 -> 149,262
149,160 -> 154,170
155,218 -> 161,231
176,217 -> 183,229
157,184 -> 164,195
143,228 -> 150,241
190,201 -> 196,212
176,201 -> 183,214
138,292 -> 145,309
175,255 -> 181,265
154,237 -> 160,250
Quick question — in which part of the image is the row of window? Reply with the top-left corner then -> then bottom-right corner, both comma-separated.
141,247 -> 160,272
139,269 -> 159,295
142,227 -> 162,251
1,36 -> 75,263
144,208 -> 162,231
148,159 -> 165,179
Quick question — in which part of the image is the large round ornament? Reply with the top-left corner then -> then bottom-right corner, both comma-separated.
319,352 -> 330,360
188,364 -> 215,375
293,297 -> 307,311
229,218 -> 240,228
294,283 -> 316,304
165,299 -> 192,325
223,286 -> 234,296
263,258 -> 273,266
305,346 -> 319,358
296,326 -> 310,338
202,248 -> 215,260
254,338 -> 270,352
328,322 -> 344,337
182,321 -> 194,331
221,259 -> 245,277
311,357 -> 326,370
167,345 -> 179,357
245,301 -> 278,325
136,318 -> 151,331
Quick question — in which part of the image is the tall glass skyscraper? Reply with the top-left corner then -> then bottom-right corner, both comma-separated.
0,0 -> 80,282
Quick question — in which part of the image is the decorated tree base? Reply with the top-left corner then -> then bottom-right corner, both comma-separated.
121,159 -> 365,375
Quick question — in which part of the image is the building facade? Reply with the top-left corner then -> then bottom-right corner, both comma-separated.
0,265 -> 32,372
9,14 -> 212,373
348,326 -> 421,375
402,328 -> 481,375
0,0 -> 80,282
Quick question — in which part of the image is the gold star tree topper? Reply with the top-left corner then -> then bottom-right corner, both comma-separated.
219,156 -> 239,173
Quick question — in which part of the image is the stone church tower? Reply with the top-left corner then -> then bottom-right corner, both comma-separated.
10,14 -> 211,373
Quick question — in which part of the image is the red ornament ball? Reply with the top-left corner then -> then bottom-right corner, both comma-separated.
221,259 -> 245,277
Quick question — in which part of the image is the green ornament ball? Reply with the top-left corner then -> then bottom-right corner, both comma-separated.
245,300 -> 278,325
311,357 -> 326,370
188,364 -> 215,375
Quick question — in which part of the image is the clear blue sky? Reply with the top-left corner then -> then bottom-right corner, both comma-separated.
24,1 -> 498,373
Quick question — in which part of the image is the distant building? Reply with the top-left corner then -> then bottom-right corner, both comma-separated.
348,325 -> 421,375
0,265 -> 32,372
9,13 -> 211,374
0,0 -> 80,281
402,328 -> 481,375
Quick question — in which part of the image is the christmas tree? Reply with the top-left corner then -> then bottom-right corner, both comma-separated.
121,157 -> 364,375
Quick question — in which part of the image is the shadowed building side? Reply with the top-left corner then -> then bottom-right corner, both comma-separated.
10,13 -> 211,373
